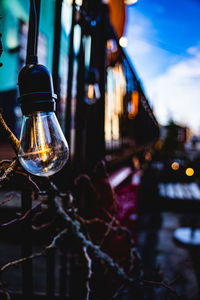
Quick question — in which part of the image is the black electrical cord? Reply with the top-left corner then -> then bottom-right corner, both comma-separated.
26,0 -> 39,64
32,0 -> 37,57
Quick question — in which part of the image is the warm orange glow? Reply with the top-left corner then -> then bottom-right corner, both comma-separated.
105,92 -> 112,141
154,140 -> 163,150
37,113 -> 48,162
104,64 -> 126,144
88,84 -> 94,99
128,91 -> 139,119
185,168 -> 194,176
107,39 -> 114,51
132,156 -> 140,169
114,65 -> 125,115
145,152 -> 152,161
171,162 -> 179,171
107,0 -> 126,38
112,114 -> 119,140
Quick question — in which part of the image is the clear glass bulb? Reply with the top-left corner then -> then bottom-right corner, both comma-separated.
18,111 -> 69,177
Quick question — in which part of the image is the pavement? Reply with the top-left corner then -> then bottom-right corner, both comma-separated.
138,160 -> 200,300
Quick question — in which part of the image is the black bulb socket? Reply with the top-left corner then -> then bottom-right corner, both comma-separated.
18,63 -> 57,115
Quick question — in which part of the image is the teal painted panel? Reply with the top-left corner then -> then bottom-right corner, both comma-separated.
0,0 -> 61,92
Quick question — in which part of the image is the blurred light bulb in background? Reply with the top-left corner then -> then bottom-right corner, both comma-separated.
18,111 -> 69,177
85,82 -> 101,104
119,36 -> 128,48
107,39 -> 118,53
84,68 -> 101,105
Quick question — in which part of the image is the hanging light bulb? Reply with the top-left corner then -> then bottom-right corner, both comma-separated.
84,68 -> 101,105
18,111 -> 69,177
17,63 -> 69,177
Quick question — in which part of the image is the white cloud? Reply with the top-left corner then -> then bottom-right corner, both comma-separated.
125,11 -> 179,85
126,13 -> 156,56
128,36 -> 153,56
125,10 -> 200,134
148,46 -> 200,134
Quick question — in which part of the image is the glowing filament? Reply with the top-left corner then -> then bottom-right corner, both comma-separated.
37,113 -> 48,162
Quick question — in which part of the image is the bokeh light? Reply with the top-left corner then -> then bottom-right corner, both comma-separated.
171,162 -> 179,171
185,168 -> 194,176
119,36 -> 128,48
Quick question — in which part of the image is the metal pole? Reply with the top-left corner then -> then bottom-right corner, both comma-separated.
65,0 -> 76,146
21,0 -> 41,296
52,0 -> 63,115
73,31 -> 85,172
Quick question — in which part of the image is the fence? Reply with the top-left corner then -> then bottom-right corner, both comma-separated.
0,0 -> 159,298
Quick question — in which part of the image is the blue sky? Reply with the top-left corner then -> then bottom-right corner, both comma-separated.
125,0 -> 200,134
